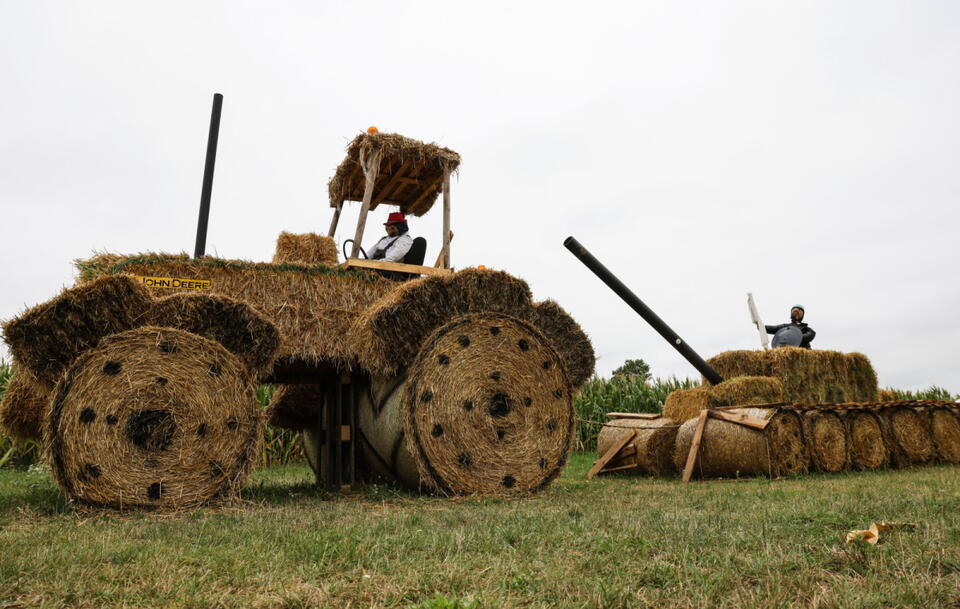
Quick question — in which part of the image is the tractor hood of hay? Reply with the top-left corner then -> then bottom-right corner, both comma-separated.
71,252 -> 595,385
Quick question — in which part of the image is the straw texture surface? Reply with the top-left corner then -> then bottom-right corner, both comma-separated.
0,368 -> 48,442
47,327 -> 262,511
272,232 -> 339,265
596,417 -> 678,476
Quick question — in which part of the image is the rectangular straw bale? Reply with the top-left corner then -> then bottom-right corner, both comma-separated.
663,388 -> 712,423
597,417 -> 679,476
708,376 -> 784,407
272,232 -> 339,265
705,350 -> 765,381
77,253 -> 395,370
0,367 -> 48,442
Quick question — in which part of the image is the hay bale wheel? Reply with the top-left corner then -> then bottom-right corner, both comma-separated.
358,312 -> 574,494
800,409 -> 847,472
880,405 -> 934,467
356,374 -> 422,486
47,327 -> 262,510
930,407 -> 960,463
596,418 -> 678,476
842,410 -> 888,470
674,407 -> 808,478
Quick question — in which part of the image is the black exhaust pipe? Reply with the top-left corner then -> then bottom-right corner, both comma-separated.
564,236 -> 724,385
194,93 -> 223,258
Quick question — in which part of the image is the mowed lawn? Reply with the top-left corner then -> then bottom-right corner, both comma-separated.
1,455 -> 958,609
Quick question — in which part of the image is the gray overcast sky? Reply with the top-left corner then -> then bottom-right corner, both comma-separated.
1,1 -> 958,391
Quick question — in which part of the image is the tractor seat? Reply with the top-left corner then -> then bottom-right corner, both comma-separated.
403,237 -> 427,266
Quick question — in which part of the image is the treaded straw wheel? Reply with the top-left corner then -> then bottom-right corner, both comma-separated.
403,312 -> 574,494
47,327 -> 262,510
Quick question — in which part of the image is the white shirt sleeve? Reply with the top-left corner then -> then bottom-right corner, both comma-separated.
383,234 -> 413,262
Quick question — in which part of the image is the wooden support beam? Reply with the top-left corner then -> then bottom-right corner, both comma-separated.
328,202 -> 343,237
586,430 -> 636,480
343,258 -> 453,276
433,231 -> 453,268
681,410 -> 709,483
442,169 -> 451,269
405,174 -> 444,215
707,410 -> 770,430
350,150 -> 381,259
371,162 -> 410,205
605,412 -> 662,420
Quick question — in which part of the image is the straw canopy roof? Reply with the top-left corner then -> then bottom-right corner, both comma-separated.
327,132 -> 461,217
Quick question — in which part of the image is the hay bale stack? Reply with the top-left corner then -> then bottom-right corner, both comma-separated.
528,300 -> 595,388
800,409 -> 847,472
0,368 -> 48,442
272,232 -> 339,265
3,275 -> 153,388
929,406 -> 960,464
880,405 -> 934,467
662,377 -> 784,423
877,389 -> 897,402
705,348 -> 878,404
358,312 -> 574,495
148,293 -> 280,378
47,327 -> 262,510
78,253 -> 395,369
674,407 -> 808,478
662,388 -> 712,423
842,410 -> 888,470
267,384 -> 323,431
596,418 -> 678,476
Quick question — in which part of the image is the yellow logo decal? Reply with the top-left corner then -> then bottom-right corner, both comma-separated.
133,276 -> 211,290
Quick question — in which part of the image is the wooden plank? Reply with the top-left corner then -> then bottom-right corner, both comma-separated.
433,231 -> 453,267
599,463 -> 641,474
350,150 -> 381,258
710,402 -> 788,411
708,409 -> 770,430
341,425 -> 351,442
586,430 -> 636,480
371,162 -> 410,204
406,174 -> 444,215
342,258 -> 453,276
441,170 -> 451,269
327,202 -> 343,238
605,412 -> 662,420
681,410 -> 709,483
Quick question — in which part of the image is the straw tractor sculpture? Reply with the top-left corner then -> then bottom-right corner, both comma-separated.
0,133 -> 595,510
564,238 -> 960,482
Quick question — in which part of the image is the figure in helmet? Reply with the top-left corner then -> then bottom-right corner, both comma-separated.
766,305 -> 816,349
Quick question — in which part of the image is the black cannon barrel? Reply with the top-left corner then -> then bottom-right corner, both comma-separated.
564,236 -> 724,385
194,93 -> 223,258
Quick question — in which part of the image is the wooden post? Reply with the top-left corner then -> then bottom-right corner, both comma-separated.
681,410 -> 709,483
328,202 -> 343,237
350,149 -> 381,259
441,169 -> 451,269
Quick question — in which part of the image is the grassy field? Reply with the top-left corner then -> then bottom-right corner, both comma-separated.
1,456 -> 958,608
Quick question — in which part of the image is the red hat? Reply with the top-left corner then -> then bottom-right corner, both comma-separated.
384,212 -> 406,225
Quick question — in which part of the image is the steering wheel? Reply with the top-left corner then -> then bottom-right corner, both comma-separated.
342,239 -> 368,260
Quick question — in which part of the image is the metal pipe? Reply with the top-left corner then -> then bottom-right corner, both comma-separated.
563,236 -> 724,385
194,93 -> 223,258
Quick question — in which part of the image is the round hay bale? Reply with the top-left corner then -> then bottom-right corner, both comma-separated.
596,418 -> 678,476
3,275 -> 153,388
673,407 -> 808,478
357,312 -> 573,494
881,406 -> 934,467
843,410 -> 888,470
0,369 -> 48,442
266,384 -> 323,431
801,410 -> 847,472
47,327 -> 262,510
148,293 -> 280,378
930,407 -> 960,463
355,374 -> 422,486
528,300 -> 595,389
